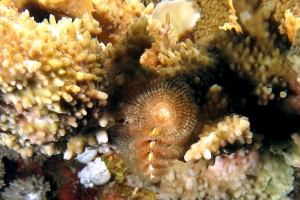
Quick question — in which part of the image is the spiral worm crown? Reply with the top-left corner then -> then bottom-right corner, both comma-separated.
117,78 -> 197,182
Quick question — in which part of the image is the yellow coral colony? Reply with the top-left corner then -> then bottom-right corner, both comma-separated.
0,5 -> 107,158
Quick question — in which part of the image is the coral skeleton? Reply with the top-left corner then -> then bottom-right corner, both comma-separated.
76,147 -> 98,164
78,157 -> 111,188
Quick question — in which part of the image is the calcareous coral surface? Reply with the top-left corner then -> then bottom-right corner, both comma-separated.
0,0 -> 300,199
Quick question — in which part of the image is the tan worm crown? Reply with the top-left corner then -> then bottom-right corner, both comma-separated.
116,78 -> 197,182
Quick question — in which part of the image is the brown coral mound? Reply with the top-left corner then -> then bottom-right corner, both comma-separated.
116,77 -> 197,182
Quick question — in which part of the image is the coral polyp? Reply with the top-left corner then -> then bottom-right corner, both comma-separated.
116,78 -> 197,182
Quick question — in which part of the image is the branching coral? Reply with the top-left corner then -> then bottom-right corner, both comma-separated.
140,4 -> 214,75
280,9 -> 300,44
262,0 -> 300,22
0,5 -> 108,158
213,0 -> 296,106
201,84 -> 229,119
184,115 -> 253,165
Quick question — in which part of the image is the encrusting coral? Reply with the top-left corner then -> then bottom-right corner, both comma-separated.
0,0 -> 300,199
193,0 -> 231,47
270,132 -> 300,168
127,148 -> 294,200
